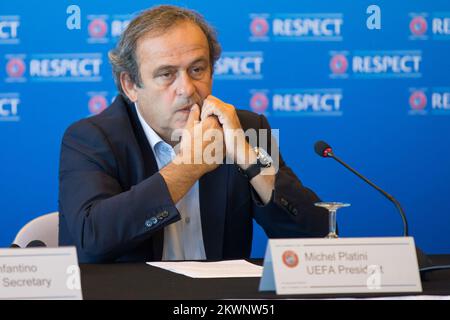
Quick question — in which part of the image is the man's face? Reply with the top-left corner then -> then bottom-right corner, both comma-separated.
131,21 -> 213,142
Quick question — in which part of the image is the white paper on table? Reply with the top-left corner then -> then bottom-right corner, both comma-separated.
146,259 -> 263,278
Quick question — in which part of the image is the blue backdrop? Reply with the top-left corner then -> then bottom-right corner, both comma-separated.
1,0 -> 450,257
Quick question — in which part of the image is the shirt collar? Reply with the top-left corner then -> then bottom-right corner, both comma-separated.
134,102 -> 165,154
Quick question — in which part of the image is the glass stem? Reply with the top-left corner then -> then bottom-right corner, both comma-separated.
328,209 -> 337,238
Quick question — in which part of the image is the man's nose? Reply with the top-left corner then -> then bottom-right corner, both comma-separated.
175,71 -> 196,98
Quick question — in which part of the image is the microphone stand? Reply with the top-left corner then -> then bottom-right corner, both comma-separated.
321,147 -> 434,272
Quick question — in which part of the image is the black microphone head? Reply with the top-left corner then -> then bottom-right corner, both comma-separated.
26,240 -> 47,248
314,140 -> 333,158
10,243 -> 21,248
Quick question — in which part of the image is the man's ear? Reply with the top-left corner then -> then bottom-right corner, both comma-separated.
120,72 -> 138,102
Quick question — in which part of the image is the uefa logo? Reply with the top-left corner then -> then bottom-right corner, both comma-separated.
250,92 -> 269,113
329,54 -> 348,75
6,58 -> 26,78
409,91 -> 427,110
409,16 -> 427,36
282,250 -> 299,268
88,18 -> 108,38
88,95 -> 107,115
250,17 -> 269,37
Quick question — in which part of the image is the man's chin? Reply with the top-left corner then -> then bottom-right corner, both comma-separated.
175,112 -> 190,124
171,119 -> 188,132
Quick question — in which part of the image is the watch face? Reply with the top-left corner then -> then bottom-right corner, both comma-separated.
256,147 -> 272,167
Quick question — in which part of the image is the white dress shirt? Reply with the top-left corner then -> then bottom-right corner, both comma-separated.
134,103 -> 206,261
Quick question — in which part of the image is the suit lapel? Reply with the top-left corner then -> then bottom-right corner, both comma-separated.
199,165 -> 229,260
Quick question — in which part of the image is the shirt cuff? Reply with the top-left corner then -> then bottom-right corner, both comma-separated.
250,186 -> 274,207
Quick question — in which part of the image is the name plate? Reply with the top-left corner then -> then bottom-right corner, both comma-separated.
259,237 -> 422,295
0,247 -> 82,300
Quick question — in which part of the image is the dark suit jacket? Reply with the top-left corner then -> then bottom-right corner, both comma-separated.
58,95 -> 328,263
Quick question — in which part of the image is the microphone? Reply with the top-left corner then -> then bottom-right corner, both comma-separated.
26,240 -> 47,248
314,140 -> 435,270
314,140 -> 408,236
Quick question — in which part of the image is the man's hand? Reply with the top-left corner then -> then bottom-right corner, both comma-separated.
200,95 -> 276,205
160,104 -> 225,204
200,95 -> 256,168
175,103 -> 225,177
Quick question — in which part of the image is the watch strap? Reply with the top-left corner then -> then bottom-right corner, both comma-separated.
238,162 -> 262,180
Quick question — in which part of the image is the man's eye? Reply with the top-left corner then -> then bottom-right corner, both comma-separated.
190,66 -> 206,77
159,72 -> 173,79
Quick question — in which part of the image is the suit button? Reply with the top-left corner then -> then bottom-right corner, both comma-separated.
280,198 -> 288,206
162,211 -> 169,218
150,217 -> 158,225
145,219 -> 153,228
292,208 -> 298,216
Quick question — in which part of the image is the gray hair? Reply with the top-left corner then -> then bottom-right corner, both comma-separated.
108,5 -> 222,100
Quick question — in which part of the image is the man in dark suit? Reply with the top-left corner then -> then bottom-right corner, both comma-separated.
59,5 -> 328,263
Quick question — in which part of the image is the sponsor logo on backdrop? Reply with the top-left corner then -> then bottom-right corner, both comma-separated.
0,15 -> 20,44
6,59 -> 26,77
87,92 -> 117,116
250,91 -> 270,113
0,92 -> 20,122
408,87 -> 450,115
215,51 -> 263,80
87,15 -> 108,43
249,15 -> 270,40
250,13 -> 343,42
329,53 -> 349,77
86,14 -> 131,43
409,12 -> 450,40
249,89 -> 343,116
409,90 -> 427,111
329,50 -> 422,79
4,54 -> 26,82
282,250 -> 299,268
88,95 -> 107,115
5,53 -> 103,82
409,14 -> 428,39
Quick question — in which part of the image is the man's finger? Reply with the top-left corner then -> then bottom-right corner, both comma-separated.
201,101 -> 225,124
203,115 -> 222,129
186,103 -> 200,128
205,95 -> 222,104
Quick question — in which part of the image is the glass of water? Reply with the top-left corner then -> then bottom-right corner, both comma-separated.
314,202 -> 351,239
